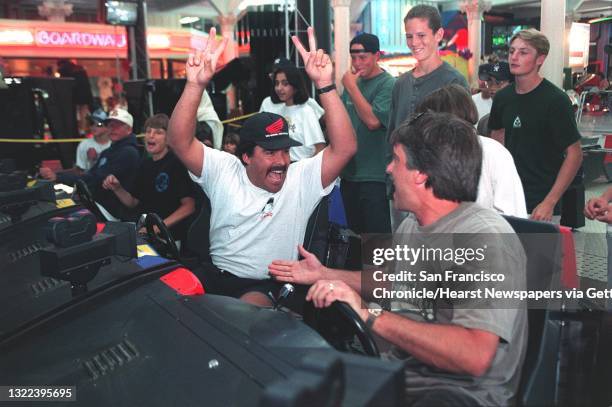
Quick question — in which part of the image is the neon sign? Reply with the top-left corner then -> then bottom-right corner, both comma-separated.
0,20 -> 204,58
0,29 -> 34,45
35,30 -> 127,48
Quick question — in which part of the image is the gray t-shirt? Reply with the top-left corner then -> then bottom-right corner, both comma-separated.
388,203 -> 527,406
387,61 -> 469,138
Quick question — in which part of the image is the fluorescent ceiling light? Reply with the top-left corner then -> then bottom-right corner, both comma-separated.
180,16 -> 200,24
238,0 -> 295,11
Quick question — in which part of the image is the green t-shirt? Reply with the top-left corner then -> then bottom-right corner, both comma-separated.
341,70 -> 396,182
489,79 -> 580,212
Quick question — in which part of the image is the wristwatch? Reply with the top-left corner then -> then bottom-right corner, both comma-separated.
366,303 -> 383,329
316,84 -> 336,95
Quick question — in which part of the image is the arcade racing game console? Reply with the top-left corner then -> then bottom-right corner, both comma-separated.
0,206 -> 405,406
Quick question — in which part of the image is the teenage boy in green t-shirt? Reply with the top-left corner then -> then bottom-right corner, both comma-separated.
340,33 -> 396,234
489,29 -> 583,222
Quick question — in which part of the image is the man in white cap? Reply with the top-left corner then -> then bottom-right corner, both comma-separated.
40,108 -> 140,218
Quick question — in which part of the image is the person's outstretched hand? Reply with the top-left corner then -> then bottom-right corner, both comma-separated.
291,27 -> 333,89
269,244 -> 325,285
185,27 -> 228,87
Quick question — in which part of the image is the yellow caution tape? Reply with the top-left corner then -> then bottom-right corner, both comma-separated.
221,112 -> 256,124
0,134 -> 146,143
0,112 -> 256,143
0,138 -> 85,143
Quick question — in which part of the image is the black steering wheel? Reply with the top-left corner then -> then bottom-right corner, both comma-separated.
304,301 -> 380,357
144,212 -> 180,260
74,179 -> 106,221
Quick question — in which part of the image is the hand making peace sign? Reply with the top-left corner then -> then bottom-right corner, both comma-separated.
291,27 -> 334,89
186,27 -> 228,87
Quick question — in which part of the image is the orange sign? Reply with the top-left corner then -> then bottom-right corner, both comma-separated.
0,18 -> 217,61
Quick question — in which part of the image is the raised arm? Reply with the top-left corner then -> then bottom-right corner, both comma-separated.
167,28 -> 227,177
292,27 -> 356,188
342,69 -> 380,130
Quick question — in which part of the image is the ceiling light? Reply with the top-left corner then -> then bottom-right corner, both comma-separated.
180,16 -> 200,25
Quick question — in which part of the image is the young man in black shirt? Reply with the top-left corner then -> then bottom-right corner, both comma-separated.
489,29 -> 582,222
103,114 -> 195,241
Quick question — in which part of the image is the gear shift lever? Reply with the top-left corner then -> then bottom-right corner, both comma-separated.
273,283 -> 295,310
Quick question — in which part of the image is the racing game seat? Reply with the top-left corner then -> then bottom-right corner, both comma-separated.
502,216 -> 563,407
182,186 -> 213,267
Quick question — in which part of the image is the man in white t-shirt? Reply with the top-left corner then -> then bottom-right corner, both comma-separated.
75,109 -> 111,171
167,27 -> 356,307
472,62 -> 513,120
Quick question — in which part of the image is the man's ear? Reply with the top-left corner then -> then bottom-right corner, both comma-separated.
415,171 -> 428,186
536,53 -> 547,69
242,152 -> 251,165
434,27 -> 444,43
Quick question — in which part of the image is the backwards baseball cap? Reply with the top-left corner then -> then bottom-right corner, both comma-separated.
350,33 -> 380,54
266,57 -> 293,74
105,108 -> 133,128
478,62 -> 513,82
240,112 -> 302,150
88,109 -> 108,125
273,57 -> 292,69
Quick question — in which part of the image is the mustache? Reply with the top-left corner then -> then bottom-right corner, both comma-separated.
267,165 -> 288,174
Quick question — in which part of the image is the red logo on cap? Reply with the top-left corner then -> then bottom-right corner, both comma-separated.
265,118 -> 284,135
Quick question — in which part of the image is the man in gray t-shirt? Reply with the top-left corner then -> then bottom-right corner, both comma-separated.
269,111 -> 527,406
390,204 -> 526,406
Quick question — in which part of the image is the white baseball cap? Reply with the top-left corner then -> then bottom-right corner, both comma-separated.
105,108 -> 133,128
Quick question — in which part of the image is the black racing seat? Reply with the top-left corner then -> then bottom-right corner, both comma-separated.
502,215 -> 564,407
182,186 -> 212,267
302,195 -> 330,263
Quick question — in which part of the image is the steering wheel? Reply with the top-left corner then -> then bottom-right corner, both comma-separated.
74,179 -> 106,221
304,301 -> 380,357
144,212 -> 180,260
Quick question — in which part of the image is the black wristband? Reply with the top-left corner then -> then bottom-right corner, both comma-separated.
316,84 -> 336,95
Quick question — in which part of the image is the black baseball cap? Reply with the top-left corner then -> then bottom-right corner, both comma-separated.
478,62 -> 513,82
350,33 -> 380,53
267,57 -> 293,74
240,112 -> 302,150
273,57 -> 292,69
